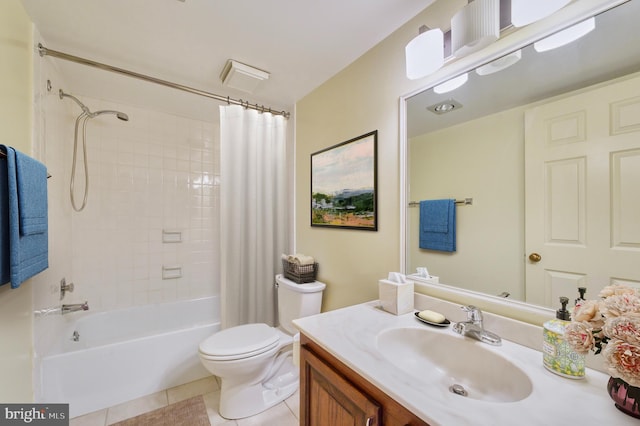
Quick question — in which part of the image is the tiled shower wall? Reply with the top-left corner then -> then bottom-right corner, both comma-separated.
69,97 -> 220,311
32,50 -> 220,398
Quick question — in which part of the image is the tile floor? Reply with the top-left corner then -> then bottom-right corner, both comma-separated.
69,376 -> 299,426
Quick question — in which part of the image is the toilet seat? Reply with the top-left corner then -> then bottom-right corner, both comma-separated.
199,323 -> 281,361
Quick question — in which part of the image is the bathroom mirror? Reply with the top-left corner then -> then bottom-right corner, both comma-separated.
404,0 -> 640,309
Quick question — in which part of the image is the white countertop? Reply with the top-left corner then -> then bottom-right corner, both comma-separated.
293,300 -> 638,426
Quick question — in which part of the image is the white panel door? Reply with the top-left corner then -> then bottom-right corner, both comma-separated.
525,73 -> 640,307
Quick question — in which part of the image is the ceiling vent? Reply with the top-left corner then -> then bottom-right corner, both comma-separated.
220,60 -> 270,93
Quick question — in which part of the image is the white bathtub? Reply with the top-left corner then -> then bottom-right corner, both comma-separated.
38,296 -> 220,418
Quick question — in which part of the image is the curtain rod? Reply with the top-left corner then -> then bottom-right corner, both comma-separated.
37,44 -> 290,119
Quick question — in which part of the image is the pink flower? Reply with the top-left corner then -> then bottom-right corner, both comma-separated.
603,316 -> 640,346
567,284 -> 640,379
603,339 -> 640,387
572,300 -> 605,329
600,293 -> 640,318
565,322 -> 595,354
599,284 -> 638,298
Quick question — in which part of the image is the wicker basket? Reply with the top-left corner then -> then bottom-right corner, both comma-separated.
282,259 -> 318,283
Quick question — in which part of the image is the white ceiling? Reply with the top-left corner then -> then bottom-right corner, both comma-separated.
21,0 -> 436,120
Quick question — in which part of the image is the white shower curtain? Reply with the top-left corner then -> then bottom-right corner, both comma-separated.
219,105 -> 288,329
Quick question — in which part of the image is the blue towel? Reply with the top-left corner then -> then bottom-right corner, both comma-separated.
419,199 -> 456,252
0,149 -> 9,285
0,145 -> 49,288
16,149 -> 49,235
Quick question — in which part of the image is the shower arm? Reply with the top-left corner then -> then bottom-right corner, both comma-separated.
59,89 -> 91,116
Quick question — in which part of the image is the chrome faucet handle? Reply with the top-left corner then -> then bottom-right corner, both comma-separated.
60,278 -> 75,300
461,305 -> 483,323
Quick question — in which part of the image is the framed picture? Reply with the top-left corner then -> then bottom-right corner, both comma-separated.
311,130 -> 378,231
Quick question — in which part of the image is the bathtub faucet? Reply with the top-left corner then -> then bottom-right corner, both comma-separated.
62,301 -> 89,315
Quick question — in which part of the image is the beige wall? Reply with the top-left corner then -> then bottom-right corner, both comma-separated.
407,107 -> 525,300
295,2 -> 464,311
0,0 -> 34,402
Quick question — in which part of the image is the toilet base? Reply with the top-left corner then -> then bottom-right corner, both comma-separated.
219,354 -> 298,419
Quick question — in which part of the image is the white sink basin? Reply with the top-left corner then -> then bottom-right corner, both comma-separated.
376,327 -> 533,403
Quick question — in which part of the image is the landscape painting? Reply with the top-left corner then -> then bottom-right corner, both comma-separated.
311,130 -> 377,231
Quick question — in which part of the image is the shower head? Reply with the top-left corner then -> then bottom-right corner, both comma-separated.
59,89 -> 129,122
63,89 -> 129,213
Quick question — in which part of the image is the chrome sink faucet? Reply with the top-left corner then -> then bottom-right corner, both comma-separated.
452,305 -> 502,346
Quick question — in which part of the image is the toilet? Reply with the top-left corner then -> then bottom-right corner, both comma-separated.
198,273 -> 325,419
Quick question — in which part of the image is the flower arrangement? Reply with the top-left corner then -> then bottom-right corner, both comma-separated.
565,284 -> 640,387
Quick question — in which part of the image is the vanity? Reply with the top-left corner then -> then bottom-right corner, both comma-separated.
294,294 -> 638,425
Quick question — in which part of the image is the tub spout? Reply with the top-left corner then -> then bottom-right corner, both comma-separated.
62,302 -> 89,315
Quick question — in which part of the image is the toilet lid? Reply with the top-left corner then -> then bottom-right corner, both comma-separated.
199,323 -> 280,359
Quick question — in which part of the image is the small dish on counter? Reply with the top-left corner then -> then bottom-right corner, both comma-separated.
414,311 -> 450,327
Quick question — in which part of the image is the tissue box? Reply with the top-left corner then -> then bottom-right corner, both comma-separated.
379,279 -> 414,315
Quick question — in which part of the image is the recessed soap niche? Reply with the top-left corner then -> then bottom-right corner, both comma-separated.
162,229 -> 183,243
162,265 -> 183,280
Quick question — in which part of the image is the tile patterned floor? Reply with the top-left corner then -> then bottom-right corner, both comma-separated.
69,377 -> 299,426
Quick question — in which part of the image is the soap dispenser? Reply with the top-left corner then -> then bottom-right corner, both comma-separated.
542,296 -> 585,379
575,287 -> 587,307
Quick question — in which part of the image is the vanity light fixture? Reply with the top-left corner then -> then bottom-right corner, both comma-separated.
511,0 -> 571,28
475,50 -> 522,76
433,73 -> 469,94
451,0 -> 500,58
533,17 -> 596,53
405,25 -> 444,80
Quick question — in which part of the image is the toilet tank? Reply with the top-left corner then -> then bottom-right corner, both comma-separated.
276,274 -> 325,335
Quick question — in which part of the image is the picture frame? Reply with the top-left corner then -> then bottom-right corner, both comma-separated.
311,130 -> 378,231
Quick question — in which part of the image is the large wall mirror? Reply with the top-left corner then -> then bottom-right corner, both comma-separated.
403,0 -> 640,310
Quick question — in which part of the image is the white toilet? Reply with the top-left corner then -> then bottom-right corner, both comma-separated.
198,273 -> 325,419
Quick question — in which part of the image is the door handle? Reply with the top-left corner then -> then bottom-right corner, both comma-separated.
529,253 -> 542,262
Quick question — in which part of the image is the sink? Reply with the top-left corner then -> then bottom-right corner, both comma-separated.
376,327 -> 532,403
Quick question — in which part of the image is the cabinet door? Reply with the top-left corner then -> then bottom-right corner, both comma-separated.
301,345 -> 380,426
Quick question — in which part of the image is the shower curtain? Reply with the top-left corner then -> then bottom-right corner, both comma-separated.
219,105 -> 287,328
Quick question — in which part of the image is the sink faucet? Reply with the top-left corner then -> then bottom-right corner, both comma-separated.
452,305 -> 501,346
62,301 -> 89,315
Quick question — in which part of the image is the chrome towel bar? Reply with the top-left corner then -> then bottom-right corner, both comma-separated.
408,198 -> 473,207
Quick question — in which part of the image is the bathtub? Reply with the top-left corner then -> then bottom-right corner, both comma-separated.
38,296 -> 220,418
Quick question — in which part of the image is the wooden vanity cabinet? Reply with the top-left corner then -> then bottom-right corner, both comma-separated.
300,333 -> 431,426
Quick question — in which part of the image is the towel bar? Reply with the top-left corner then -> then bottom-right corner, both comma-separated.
1,150 -> 52,178
409,198 -> 472,207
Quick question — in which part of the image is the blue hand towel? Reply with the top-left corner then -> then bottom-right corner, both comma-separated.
419,199 -> 456,252
0,145 -> 49,288
0,149 -> 9,285
16,149 -> 49,235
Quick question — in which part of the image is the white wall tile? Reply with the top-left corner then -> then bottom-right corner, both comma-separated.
67,96 -> 220,312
